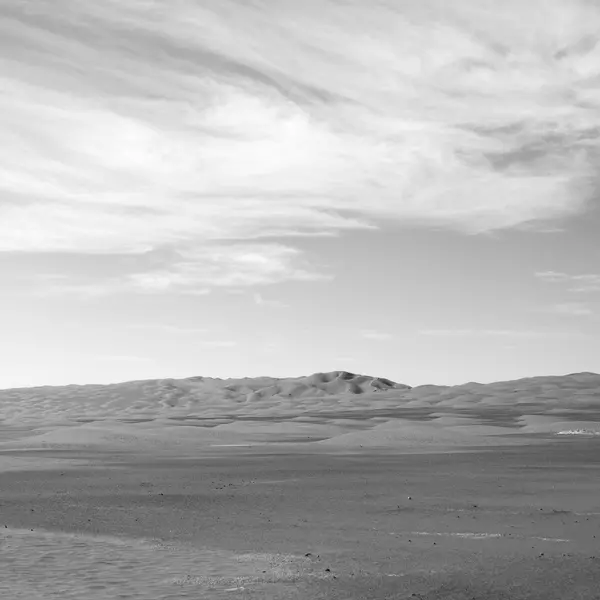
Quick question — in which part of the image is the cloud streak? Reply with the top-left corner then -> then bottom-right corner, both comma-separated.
253,292 -> 288,308
419,329 -> 584,338
95,355 -> 154,363
197,340 -> 238,349
544,302 -> 595,317
2,0 -> 600,288
361,330 -> 394,341
127,324 -> 237,347
129,324 -> 208,335
32,243 -> 327,295
535,271 -> 600,292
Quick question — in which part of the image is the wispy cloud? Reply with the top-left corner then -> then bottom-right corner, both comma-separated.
126,244 -> 327,289
197,340 -> 237,349
127,325 -> 236,347
535,271 -> 600,292
253,292 -> 288,308
32,243 -> 327,295
419,329 -> 581,338
2,0 -> 600,288
95,355 -> 154,363
544,302 -> 595,317
129,324 -> 208,335
361,330 -> 394,341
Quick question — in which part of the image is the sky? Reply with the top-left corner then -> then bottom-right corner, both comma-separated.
1,0 -> 600,389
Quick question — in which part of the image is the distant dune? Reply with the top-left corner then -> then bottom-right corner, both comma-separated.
1,371 -> 599,458
0,371 -> 408,421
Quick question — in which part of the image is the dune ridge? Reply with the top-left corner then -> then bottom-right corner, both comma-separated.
0,371 -> 408,422
1,371 -> 599,454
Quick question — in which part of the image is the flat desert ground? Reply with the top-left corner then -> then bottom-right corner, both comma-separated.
1,371 -> 600,599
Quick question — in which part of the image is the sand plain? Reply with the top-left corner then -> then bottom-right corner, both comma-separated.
1,370 -> 600,598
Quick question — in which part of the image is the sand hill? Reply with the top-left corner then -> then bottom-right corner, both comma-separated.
1,371 -> 599,457
0,371 -> 408,422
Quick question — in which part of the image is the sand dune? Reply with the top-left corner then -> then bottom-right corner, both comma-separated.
0,371 -> 407,422
2,372 -> 600,598
1,371 -> 599,454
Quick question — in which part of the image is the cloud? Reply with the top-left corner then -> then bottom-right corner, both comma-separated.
535,271 -> 600,292
127,243 -> 326,289
32,243 -> 328,295
127,324 -> 236,347
361,330 -> 394,341
129,324 -> 208,335
95,355 -> 154,363
420,329 -> 474,337
419,329 -> 581,338
253,292 -> 288,308
197,340 -> 238,349
535,271 -> 573,283
0,0 -> 599,276
544,302 -> 595,317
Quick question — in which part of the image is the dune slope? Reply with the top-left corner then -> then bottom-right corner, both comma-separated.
1,371 -> 599,453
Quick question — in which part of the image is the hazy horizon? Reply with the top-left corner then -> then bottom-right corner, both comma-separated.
2,0 -> 600,389
1,367 -> 599,393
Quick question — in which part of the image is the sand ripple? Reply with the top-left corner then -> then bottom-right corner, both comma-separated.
1,528 -> 320,599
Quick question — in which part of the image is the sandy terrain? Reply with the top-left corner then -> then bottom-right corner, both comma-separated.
1,370 -> 600,598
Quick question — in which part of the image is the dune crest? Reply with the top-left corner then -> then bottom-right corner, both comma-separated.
1,371 -> 599,454
0,370 -> 409,423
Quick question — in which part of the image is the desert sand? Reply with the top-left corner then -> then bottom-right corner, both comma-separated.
1,370 -> 600,599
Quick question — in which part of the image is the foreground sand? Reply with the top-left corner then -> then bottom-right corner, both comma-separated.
1,442 -> 599,599
1,371 -> 600,598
